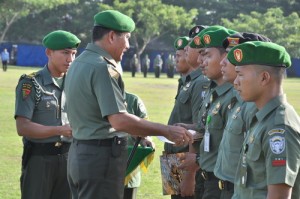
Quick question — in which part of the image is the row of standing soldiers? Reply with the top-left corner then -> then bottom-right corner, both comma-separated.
130,54 -> 176,78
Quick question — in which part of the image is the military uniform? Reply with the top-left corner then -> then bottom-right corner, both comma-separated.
227,41 -> 300,199
196,82 -> 234,198
154,54 -> 163,78
15,67 -> 71,199
130,55 -> 138,77
142,55 -> 150,78
165,69 -> 209,154
124,92 -> 148,199
214,92 -> 256,198
65,42 -> 129,199
14,30 -> 80,199
232,95 -> 300,199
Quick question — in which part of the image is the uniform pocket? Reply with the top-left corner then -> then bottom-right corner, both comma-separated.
178,91 -> 190,104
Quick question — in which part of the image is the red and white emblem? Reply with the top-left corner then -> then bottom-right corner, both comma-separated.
234,49 -> 243,62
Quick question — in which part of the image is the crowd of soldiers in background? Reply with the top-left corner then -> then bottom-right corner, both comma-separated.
130,53 -> 176,78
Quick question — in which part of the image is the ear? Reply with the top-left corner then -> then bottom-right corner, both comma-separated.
260,71 -> 271,86
45,48 -> 52,58
107,31 -> 115,44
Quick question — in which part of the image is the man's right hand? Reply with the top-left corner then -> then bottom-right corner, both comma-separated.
58,124 -> 72,137
178,152 -> 200,172
165,125 -> 193,146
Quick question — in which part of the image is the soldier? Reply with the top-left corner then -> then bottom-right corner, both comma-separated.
164,36 -> 207,199
154,54 -> 163,78
178,26 -> 237,199
142,54 -> 150,78
214,32 -> 271,199
166,54 -> 175,78
124,91 -> 155,199
228,41 -> 300,199
64,10 -> 192,199
14,30 -> 80,199
1,48 -> 9,71
130,54 -> 138,77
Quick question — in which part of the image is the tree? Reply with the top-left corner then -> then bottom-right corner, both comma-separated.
0,0 -> 78,43
98,0 -> 198,66
222,8 -> 300,58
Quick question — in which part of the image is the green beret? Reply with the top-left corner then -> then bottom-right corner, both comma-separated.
189,25 -> 225,48
227,41 -> 291,68
174,36 -> 190,50
94,10 -> 135,32
201,28 -> 237,48
42,30 -> 80,50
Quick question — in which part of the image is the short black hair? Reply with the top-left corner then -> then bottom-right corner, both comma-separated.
92,26 -> 123,42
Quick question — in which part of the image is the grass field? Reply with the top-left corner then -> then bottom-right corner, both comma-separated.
0,66 -> 299,199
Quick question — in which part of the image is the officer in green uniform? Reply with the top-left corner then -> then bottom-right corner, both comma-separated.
64,10 -> 192,199
228,41 -> 300,199
14,30 -> 80,199
214,32 -> 271,199
124,91 -> 155,199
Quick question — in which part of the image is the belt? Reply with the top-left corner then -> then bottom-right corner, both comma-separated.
200,170 -> 218,181
218,180 -> 234,191
31,141 -> 70,155
73,137 -> 127,147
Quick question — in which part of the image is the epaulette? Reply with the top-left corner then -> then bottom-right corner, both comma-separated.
18,72 -> 37,82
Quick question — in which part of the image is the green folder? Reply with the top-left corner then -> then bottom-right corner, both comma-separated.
126,146 -> 155,176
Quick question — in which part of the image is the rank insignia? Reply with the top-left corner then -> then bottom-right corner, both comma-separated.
269,136 -> 285,154
108,67 -> 120,79
22,83 -> 32,100
228,104 -> 231,110
236,107 -> 241,113
272,158 -> 286,167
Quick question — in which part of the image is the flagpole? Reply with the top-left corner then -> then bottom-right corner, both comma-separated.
127,136 -> 142,169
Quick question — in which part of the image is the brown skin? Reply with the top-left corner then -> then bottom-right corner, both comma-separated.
197,48 -> 207,75
176,50 -> 193,75
184,45 -> 201,69
220,56 -> 237,84
234,65 -> 290,198
16,48 -> 77,138
95,30 -> 193,146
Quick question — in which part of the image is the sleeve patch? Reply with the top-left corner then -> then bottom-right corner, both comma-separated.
22,83 -> 32,100
267,128 -> 285,135
269,136 -> 285,154
272,158 -> 286,167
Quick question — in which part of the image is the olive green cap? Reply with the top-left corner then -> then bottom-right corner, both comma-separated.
189,25 -> 225,48
42,30 -> 81,50
201,28 -> 237,48
94,10 -> 135,32
174,36 -> 190,50
227,41 -> 291,68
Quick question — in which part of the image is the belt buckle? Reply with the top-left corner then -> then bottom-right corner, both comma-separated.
218,180 -> 225,190
55,142 -> 62,148
201,171 -> 208,180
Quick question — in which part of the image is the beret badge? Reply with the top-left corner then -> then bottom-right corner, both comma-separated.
203,34 -> 211,44
234,49 -> 243,62
228,38 -> 240,47
194,36 -> 201,46
177,39 -> 183,47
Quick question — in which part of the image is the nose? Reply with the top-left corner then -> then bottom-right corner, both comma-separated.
233,76 -> 239,87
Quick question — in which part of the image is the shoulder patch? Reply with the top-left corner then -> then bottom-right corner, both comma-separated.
269,135 -> 285,154
22,83 -> 32,100
268,128 -> 285,136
